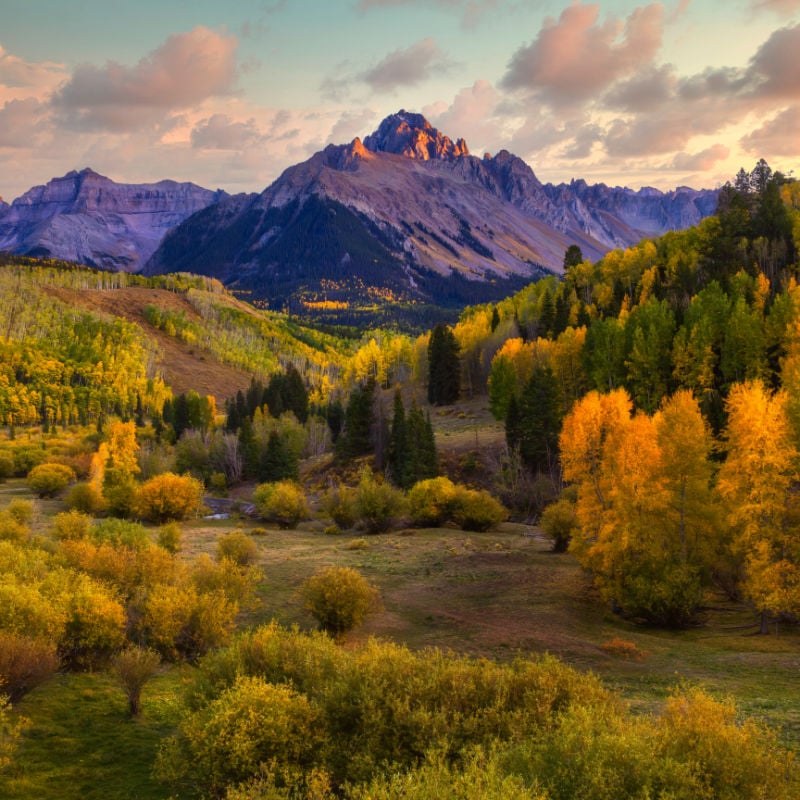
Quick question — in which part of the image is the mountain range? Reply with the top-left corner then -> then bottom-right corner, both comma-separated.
0,111 -> 719,313
0,170 -> 227,271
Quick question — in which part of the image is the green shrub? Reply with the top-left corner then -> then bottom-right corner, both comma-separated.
5,499 -> 34,526
301,566 -> 381,639
103,479 -> 138,518
539,497 -> 579,553
208,471 -> 228,496
155,676 -> 324,795
91,518 -> 150,550
26,463 -> 76,497
66,482 -> 107,514
0,452 -> 14,482
253,480 -> 309,529
157,522 -> 182,553
407,476 -> 458,527
216,531 -> 258,566
113,646 -> 161,717
52,510 -> 93,541
323,482 -> 357,529
354,469 -> 406,534
451,488 -> 507,532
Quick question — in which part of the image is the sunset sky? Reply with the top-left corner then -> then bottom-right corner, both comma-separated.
1,0 -> 798,201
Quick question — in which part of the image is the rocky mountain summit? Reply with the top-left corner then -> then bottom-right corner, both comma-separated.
145,111 -> 717,312
0,169 -> 226,271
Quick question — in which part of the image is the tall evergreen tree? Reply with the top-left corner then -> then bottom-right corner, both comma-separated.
388,389 -> 407,487
336,379 -> 376,461
284,365 -> 309,423
260,430 -> 298,482
428,324 -> 460,406
517,366 -> 562,477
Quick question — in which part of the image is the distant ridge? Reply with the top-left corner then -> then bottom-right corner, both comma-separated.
145,110 -> 718,312
0,168 -> 227,271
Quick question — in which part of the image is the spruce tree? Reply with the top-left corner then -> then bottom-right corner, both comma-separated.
284,365 -> 309,423
260,430 -> 298,481
427,324 -> 460,406
517,366 -> 562,476
336,379 -> 376,461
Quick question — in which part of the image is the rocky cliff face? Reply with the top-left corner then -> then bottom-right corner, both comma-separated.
145,111 -> 718,311
0,169 -> 226,271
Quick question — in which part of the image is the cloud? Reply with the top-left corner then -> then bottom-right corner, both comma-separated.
191,114 -> 262,149
328,108 -> 380,145
423,80 -> 506,152
500,3 -> 663,105
741,105 -> 800,156
746,23 -> 800,99
603,65 -> 676,112
669,144 -> 731,171
0,98 -> 47,147
52,27 -> 238,132
0,45 -> 65,91
749,0 -> 800,15
361,38 -> 451,92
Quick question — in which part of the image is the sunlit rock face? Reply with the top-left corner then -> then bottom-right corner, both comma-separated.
0,168 -> 226,271
363,110 -> 469,161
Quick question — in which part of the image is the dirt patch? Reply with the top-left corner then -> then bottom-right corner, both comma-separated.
45,286 -> 252,402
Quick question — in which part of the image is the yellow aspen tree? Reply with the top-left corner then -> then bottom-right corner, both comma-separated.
559,388 -> 632,565
717,380 -> 800,632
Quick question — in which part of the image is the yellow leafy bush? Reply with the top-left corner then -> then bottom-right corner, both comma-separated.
135,472 -> 204,522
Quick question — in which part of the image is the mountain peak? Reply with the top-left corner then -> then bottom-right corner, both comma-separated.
363,110 -> 469,161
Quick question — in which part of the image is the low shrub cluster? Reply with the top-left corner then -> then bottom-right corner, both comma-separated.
407,477 -> 507,532
155,623 -> 798,800
253,480 -> 309,529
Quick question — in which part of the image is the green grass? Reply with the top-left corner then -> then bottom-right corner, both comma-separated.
2,669 -> 187,800
3,484 -> 800,798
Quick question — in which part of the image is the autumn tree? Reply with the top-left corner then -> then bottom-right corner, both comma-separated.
716,380 -> 800,631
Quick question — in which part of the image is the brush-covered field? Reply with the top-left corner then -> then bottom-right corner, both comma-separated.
2,478 -> 798,800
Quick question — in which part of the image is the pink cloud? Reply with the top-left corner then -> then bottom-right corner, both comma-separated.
361,38 -> 451,92
501,3 -> 664,105
669,144 -> 731,171
741,105 -> 800,156
52,27 -> 238,131
0,98 -> 46,147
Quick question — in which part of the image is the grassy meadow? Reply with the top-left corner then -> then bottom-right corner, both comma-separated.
2,472 -> 798,800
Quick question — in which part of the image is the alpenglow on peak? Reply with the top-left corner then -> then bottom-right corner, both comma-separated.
362,110 -> 469,161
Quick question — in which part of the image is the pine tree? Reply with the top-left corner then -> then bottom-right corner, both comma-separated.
284,365 -> 309,423
336,379 -> 376,461
260,430 -> 298,481
517,366 -> 562,477
427,324 -> 460,406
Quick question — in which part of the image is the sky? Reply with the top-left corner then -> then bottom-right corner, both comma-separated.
1,0 -> 799,202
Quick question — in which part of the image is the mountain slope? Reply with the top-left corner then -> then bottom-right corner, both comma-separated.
0,168 -> 227,271
146,111 -> 717,315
